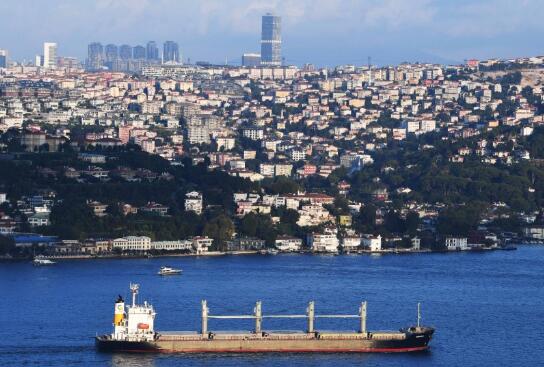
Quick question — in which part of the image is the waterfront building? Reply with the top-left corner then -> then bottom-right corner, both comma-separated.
275,236 -> 302,252
242,53 -> 261,67
342,236 -> 362,252
191,236 -> 213,254
163,41 -> 179,63
112,236 -> 151,252
363,235 -> 382,252
309,232 -> 339,253
444,237 -> 468,251
522,226 -> 544,240
226,237 -> 265,251
260,14 -> 281,66
146,41 -> 159,61
151,240 -> 193,252
43,42 -> 57,68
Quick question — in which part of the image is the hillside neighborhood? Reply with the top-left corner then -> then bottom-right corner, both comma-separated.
2,56 -> 544,257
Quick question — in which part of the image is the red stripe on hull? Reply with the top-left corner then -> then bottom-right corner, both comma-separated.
115,346 -> 429,354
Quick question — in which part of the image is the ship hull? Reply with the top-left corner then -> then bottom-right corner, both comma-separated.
96,328 -> 433,353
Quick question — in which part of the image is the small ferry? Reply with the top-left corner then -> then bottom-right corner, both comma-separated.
96,284 -> 435,354
32,256 -> 56,266
157,266 -> 182,276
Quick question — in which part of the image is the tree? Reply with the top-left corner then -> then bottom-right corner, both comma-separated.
437,205 -> 484,236
405,212 -> 420,236
203,214 -> 235,250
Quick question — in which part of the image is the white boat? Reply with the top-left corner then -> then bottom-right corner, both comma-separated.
158,266 -> 182,276
266,248 -> 279,255
33,256 -> 56,266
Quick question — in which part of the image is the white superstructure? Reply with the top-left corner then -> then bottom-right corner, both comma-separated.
111,284 -> 156,342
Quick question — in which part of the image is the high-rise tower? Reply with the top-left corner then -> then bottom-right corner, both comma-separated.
163,41 -> 180,63
87,42 -> 104,70
146,41 -> 159,61
43,42 -> 58,68
260,14 -> 281,66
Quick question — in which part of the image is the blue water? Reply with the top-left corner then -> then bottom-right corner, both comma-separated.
1,247 -> 543,367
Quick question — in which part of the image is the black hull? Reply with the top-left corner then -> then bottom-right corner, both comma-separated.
96,337 -> 160,352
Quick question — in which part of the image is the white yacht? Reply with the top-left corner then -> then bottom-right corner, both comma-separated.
33,256 -> 56,266
158,266 -> 182,276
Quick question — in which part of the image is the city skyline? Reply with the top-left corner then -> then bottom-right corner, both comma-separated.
2,0 -> 544,67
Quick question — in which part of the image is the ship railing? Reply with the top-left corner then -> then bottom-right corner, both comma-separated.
200,300 -> 368,335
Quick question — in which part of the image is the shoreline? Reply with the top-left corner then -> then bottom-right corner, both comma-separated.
0,244 -> 526,262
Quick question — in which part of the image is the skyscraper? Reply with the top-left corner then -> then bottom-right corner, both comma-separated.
119,45 -> 132,60
87,42 -> 104,70
163,41 -> 180,63
133,45 -> 146,60
0,49 -> 7,68
146,41 -> 159,61
260,14 -> 281,66
105,44 -> 118,63
43,42 -> 58,68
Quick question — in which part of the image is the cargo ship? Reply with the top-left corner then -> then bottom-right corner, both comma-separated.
95,284 -> 434,353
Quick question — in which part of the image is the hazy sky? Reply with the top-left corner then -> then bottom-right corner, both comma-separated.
2,0 -> 544,66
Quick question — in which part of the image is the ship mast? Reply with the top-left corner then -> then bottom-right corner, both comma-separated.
130,283 -> 139,307
417,302 -> 421,327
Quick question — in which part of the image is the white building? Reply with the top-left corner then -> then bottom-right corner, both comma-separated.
289,149 -> 306,161
444,237 -> 468,251
242,127 -> 264,141
275,236 -> 302,252
112,236 -> 151,252
0,193 -> 6,204
187,125 -> 210,144
151,240 -> 193,252
191,236 -> 213,254
362,235 -> 382,252
27,213 -> 50,227
522,226 -> 544,240
43,42 -> 57,68
341,236 -> 361,252
185,191 -> 203,215
309,232 -> 339,253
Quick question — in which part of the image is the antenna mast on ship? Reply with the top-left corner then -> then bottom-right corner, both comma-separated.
130,283 -> 139,307
417,302 -> 421,327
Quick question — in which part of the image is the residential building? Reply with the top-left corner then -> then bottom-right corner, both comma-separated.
445,237 -> 468,251
242,53 -> 261,67
309,232 -> 339,253
363,235 -> 382,251
275,236 -> 302,252
185,191 -> 203,214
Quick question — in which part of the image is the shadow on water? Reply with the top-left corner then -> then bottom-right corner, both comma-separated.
106,350 -> 434,367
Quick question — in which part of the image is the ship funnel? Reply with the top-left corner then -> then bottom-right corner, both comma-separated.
113,295 -> 125,326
